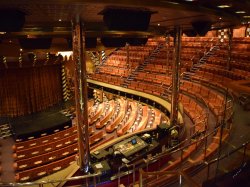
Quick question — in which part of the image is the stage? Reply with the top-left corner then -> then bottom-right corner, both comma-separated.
9,104 -> 72,141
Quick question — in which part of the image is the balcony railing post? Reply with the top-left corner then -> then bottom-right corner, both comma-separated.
118,166 -> 121,186
205,162 -> 209,180
227,28 -> 233,71
72,15 -> 90,174
179,173 -> 182,187
180,149 -> 183,169
139,168 -> 143,187
204,133 -> 208,160
170,26 -> 182,128
145,159 -> 149,172
133,164 -> 136,186
93,175 -> 96,187
241,143 -> 247,166
127,165 -> 130,185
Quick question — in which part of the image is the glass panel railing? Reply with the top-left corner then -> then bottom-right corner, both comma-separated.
138,141 -> 249,187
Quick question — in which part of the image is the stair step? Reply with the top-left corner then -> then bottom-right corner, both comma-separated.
191,67 -> 198,70
183,77 -> 190,81
184,71 -> 194,75
193,64 -> 202,67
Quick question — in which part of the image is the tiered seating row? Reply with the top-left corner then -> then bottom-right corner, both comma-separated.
180,80 -> 225,122
105,99 -> 127,133
98,66 -> 129,77
199,64 -> 246,80
136,105 -> 149,131
134,72 -> 172,86
141,127 -> 229,187
205,56 -> 250,77
15,125 -> 77,151
90,73 -> 126,86
96,100 -> 115,129
15,154 -> 75,182
144,64 -> 172,74
189,127 -> 229,163
191,70 -> 234,91
128,81 -> 165,96
14,133 -> 78,160
117,102 -> 138,136
15,143 -> 77,171
89,102 -> 105,124
179,94 -> 207,134
13,98 -> 163,182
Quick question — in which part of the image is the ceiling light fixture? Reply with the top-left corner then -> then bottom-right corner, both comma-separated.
157,23 -> 161,26
167,1 -> 179,5
217,5 -> 231,8
235,11 -> 246,14
243,15 -> 250,18
59,19 -> 62,22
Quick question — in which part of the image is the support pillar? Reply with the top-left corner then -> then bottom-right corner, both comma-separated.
170,26 -> 182,127
72,17 -> 90,173
227,28 -> 233,71
126,43 -> 130,71
166,34 -> 170,66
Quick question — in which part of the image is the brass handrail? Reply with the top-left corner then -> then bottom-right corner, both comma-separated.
0,172 -> 102,187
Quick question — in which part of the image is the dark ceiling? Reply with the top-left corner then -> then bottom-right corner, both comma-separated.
0,0 -> 249,51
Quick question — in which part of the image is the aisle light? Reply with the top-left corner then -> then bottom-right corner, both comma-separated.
235,11 -> 246,14
217,5 -> 231,8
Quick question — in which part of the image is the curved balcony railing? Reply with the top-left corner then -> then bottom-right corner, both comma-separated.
87,78 -> 184,125
0,111 -> 247,187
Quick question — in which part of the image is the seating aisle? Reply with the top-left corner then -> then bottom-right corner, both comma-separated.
0,137 -> 15,182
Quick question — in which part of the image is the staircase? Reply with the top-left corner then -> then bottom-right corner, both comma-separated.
199,44 -> 220,64
161,84 -> 172,98
182,43 -> 220,81
87,51 -> 100,65
121,43 -> 165,88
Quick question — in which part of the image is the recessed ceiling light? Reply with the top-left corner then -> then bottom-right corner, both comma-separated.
219,17 -> 222,20
217,5 -> 231,8
243,15 -> 250,18
235,11 -> 246,14
59,19 -> 62,22
167,1 -> 179,5
158,23 -> 161,26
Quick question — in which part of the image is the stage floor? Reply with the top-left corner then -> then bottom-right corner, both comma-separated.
6,104 -> 72,140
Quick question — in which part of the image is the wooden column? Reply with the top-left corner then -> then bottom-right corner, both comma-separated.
72,17 -> 90,173
170,26 -> 182,127
126,43 -> 130,71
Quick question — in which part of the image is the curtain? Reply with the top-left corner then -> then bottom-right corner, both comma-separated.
0,64 -> 63,117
